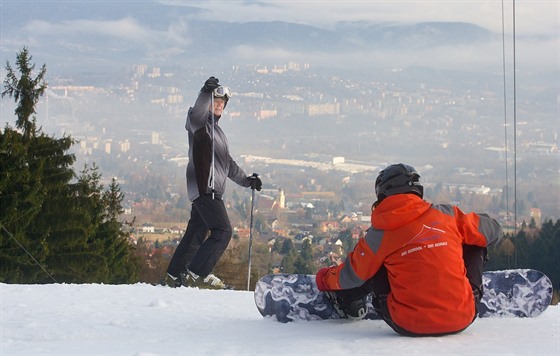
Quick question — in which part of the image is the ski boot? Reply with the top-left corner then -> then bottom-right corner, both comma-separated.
163,273 -> 182,288
184,269 -> 230,290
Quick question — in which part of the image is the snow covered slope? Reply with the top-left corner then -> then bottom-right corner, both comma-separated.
1,283 -> 558,355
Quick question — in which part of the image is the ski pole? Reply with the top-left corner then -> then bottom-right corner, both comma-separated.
247,175 -> 257,291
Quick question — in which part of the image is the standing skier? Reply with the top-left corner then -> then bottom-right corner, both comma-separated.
166,76 -> 262,289
316,163 -> 502,336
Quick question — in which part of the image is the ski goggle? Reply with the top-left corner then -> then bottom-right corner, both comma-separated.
213,86 -> 231,99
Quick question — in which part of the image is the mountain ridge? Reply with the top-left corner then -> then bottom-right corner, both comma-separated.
1,1 -> 498,72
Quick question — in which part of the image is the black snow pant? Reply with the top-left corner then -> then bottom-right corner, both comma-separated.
333,245 -> 487,337
167,193 -> 232,278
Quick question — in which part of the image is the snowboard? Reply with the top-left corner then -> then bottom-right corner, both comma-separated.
254,269 -> 553,323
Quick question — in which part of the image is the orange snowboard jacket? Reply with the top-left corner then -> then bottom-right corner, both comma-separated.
317,194 -> 502,334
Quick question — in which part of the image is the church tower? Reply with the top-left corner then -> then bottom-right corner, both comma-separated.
278,188 -> 285,209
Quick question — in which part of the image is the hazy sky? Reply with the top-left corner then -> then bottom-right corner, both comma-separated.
154,0 -> 558,73
1,0 -> 558,73
163,0 -> 559,36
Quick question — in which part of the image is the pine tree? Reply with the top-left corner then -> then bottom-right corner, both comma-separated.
280,238 -> 297,273
293,239 -> 314,274
25,132 -> 84,283
281,238 -> 294,254
338,228 -> 354,253
1,48 -> 56,282
530,219 -> 560,291
102,177 -> 139,283
40,164 -> 106,283
0,128 -> 46,282
2,47 -> 46,141
69,166 -> 139,283
1,48 -> 140,283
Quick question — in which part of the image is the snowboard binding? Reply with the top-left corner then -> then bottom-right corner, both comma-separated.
325,291 -> 367,320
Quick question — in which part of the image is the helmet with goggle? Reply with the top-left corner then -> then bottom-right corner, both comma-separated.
212,86 -> 230,109
213,86 -> 231,100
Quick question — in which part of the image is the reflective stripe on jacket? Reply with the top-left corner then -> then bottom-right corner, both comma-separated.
319,194 -> 502,334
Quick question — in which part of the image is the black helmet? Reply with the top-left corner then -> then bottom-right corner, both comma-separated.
375,163 -> 423,202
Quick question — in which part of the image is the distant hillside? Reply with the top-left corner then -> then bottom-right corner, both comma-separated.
0,1 -> 496,72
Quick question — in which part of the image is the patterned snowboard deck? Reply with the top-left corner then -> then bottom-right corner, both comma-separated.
478,269 -> 553,317
254,269 -> 553,323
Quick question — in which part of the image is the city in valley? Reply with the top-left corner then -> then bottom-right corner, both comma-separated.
3,58 -> 555,257
2,4 -> 557,262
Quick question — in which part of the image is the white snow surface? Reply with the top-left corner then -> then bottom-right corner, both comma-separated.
1,283 -> 558,355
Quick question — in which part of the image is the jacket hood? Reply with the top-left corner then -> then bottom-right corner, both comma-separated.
371,194 -> 431,230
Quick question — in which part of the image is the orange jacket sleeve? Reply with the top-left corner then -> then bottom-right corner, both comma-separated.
317,231 -> 384,291
451,206 -> 503,247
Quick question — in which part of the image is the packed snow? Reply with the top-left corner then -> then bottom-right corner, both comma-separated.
1,283 -> 558,355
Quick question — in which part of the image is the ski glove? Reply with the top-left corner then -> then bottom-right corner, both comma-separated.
202,76 -> 220,93
247,173 -> 262,191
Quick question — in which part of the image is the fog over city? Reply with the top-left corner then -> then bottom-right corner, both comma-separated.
1,0 -> 558,221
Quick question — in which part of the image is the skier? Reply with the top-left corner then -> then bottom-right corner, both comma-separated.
166,76 -> 262,289
316,163 -> 503,336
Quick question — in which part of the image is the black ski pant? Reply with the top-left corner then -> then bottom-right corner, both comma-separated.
333,245 -> 487,336
167,193 -> 232,278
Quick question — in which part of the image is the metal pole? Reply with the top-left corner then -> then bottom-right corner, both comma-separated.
247,186 -> 256,291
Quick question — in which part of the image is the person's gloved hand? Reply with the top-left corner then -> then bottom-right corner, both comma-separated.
247,173 -> 262,191
315,267 -> 331,291
201,76 -> 220,93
